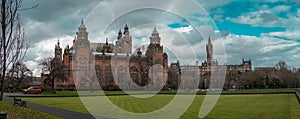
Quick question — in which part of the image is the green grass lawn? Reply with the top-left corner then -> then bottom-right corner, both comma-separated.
23,94 -> 300,119
41,90 -> 127,96
0,101 -> 62,119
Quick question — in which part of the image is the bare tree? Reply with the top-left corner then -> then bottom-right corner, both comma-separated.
0,0 -> 28,100
40,57 -> 66,93
296,69 -> 300,88
275,60 -> 288,71
6,62 -> 32,92
274,60 -> 294,88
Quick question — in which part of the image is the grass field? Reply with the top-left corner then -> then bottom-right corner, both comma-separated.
23,94 -> 300,119
0,101 -> 62,119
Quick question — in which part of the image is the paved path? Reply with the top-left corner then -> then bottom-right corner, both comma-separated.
4,94 -> 113,119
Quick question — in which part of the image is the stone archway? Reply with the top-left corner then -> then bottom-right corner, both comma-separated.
130,66 -> 140,85
117,66 -> 126,87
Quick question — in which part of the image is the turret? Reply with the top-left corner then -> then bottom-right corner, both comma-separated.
124,24 -> 129,35
118,29 -> 122,39
76,19 -> 89,42
150,27 -> 161,44
54,39 -> 62,63
115,24 -> 132,54
105,37 -> 108,45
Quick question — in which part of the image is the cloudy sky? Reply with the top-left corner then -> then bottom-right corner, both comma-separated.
21,0 -> 300,76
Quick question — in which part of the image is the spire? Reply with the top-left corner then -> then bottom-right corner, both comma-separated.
118,29 -> 122,34
57,39 -> 60,47
106,37 -> 108,45
206,35 -> 213,49
56,38 -> 60,48
123,24 -> 129,34
206,35 -> 213,66
73,36 -> 76,43
152,27 -> 159,36
137,48 -> 142,56
118,29 -> 122,39
125,24 -> 128,30
79,19 -> 86,29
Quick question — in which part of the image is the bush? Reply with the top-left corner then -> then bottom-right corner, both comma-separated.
64,87 -> 76,91
40,87 -> 56,94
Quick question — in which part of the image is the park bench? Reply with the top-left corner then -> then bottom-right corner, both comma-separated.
13,97 -> 26,107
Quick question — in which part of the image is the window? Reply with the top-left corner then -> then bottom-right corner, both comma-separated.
79,57 -> 86,68
118,66 -> 126,86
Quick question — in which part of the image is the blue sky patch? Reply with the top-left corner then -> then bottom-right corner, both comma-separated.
215,20 -> 286,37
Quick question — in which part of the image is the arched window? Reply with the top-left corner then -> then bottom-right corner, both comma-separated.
130,67 -> 139,85
79,57 -> 87,68
105,66 -> 114,85
95,65 -> 101,78
117,66 -> 126,86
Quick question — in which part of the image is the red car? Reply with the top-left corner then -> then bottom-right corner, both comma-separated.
23,87 -> 42,94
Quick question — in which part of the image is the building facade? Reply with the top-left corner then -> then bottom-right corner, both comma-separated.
169,36 -> 253,89
41,21 -> 253,90
42,21 -> 168,90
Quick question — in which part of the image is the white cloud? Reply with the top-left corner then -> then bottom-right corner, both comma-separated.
227,10 -> 278,26
226,4 -> 299,28
23,61 -> 42,77
219,33 -> 300,68
173,25 -> 193,34
263,30 -> 300,40
260,43 -> 297,53
24,35 -> 74,76
274,5 -> 291,12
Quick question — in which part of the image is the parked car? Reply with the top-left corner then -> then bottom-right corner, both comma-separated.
23,87 -> 42,94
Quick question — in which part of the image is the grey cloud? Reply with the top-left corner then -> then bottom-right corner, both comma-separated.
22,0 -> 100,22
21,0 -> 101,45
20,0 -> 300,76
197,0 -> 235,10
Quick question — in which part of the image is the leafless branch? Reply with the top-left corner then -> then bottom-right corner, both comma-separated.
0,0 -> 29,100
19,3 -> 39,11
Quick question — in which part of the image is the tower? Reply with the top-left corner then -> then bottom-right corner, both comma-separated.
54,39 -> 62,63
150,27 -> 161,44
102,38 -> 112,53
75,20 -> 89,45
115,24 -> 132,54
63,45 -> 70,66
206,36 -> 213,66
73,20 -> 91,88
242,58 -> 252,72
74,20 -> 90,68
145,27 -> 168,88
146,27 -> 164,64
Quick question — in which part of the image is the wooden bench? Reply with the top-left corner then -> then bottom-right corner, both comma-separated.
13,97 -> 26,107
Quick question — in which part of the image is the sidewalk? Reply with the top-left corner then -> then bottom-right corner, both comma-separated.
4,96 -> 113,119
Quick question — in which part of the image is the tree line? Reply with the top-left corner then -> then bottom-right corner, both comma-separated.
223,61 -> 300,90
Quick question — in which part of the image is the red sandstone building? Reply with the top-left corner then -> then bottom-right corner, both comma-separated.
41,21 -> 168,90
